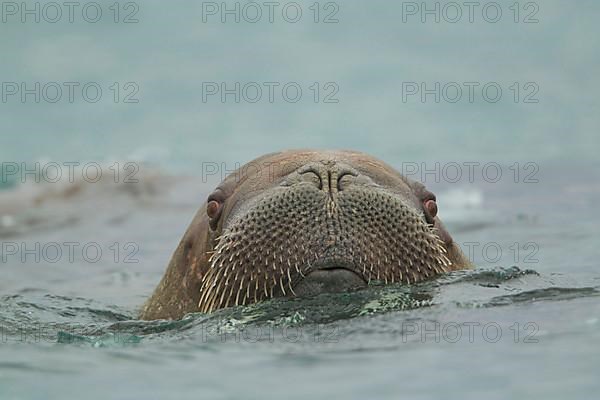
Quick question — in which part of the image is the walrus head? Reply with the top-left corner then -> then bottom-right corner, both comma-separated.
141,150 -> 470,320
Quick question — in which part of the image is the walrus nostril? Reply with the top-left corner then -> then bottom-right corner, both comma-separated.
337,171 -> 358,191
300,169 -> 322,189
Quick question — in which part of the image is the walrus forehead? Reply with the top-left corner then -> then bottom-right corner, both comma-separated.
223,151 -> 409,187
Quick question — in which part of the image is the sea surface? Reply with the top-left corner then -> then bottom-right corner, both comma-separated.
1,1 -> 599,399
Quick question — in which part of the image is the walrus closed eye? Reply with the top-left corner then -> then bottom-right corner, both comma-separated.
140,150 -> 471,320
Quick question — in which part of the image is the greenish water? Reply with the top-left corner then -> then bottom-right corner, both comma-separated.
1,268 -> 599,400
1,0 -> 600,399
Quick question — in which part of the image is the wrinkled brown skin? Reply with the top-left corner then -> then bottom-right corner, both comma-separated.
140,150 -> 471,320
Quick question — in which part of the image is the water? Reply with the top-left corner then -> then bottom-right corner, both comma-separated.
1,0 -> 600,399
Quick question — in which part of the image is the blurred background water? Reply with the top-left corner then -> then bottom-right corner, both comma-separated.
1,0 -> 599,167
1,1 -> 599,399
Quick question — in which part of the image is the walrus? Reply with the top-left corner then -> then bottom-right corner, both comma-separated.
140,150 -> 470,320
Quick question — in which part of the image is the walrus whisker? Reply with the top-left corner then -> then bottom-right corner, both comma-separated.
279,275 -> 286,296
234,280 -> 242,307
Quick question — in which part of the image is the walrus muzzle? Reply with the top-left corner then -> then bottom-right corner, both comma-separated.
140,150 -> 470,320
198,162 -> 452,312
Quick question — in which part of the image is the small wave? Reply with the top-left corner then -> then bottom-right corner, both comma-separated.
0,162 -> 178,238
437,187 -> 496,232
440,187 -> 484,209
481,287 -> 600,307
438,266 -> 540,287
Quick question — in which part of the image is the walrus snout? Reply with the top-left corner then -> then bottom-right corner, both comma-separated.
140,150 -> 472,320
197,175 -> 452,312
292,268 -> 367,297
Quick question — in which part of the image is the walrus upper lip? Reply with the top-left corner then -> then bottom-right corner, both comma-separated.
289,258 -> 368,298
292,266 -> 367,297
311,267 -> 367,285
310,259 -> 364,276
